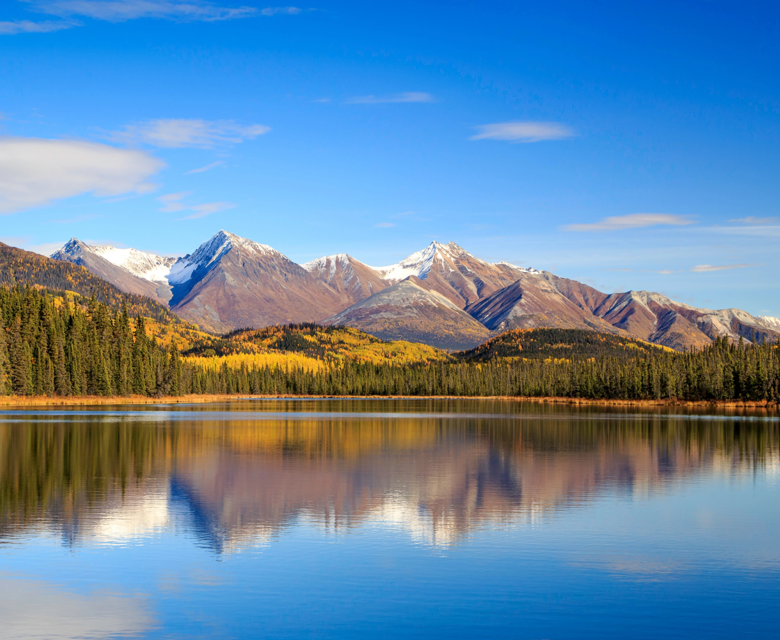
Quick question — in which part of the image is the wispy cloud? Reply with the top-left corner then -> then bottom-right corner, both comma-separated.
178,201 -> 235,220
375,222 -> 395,228
709,224 -> 780,237
0,136 -> 163,214
157,191 -> 190,212
49,213 -> 103,223
691,263 -> 756,272
157,191 -> 233,219
0,18 -> 76,34
111,119 -> 269,148
185,160 -> 224,174
24,1 -> 293,22
470,121 -> 574,143
0,235 -> 31,246
345,92 -> 435,105
728,216 -> 778,225
564,213 -> 695,232
260,6 -> 301,16
6,2 -> 303,35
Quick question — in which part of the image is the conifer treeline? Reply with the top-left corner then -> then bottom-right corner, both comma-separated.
0,287 -> 778,402
0,286 -> 182,397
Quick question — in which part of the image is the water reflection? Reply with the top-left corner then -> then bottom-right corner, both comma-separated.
0,401 -> 777,552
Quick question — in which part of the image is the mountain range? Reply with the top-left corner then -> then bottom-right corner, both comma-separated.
51,230 -> 780,350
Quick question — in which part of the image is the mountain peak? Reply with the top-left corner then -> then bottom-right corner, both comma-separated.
167,231 -> 279,286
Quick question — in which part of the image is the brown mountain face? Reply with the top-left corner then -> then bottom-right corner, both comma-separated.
323,277 -> 491,350
168,232 -> 350,334
486,274 -> 780,350
465,274 -> 625,336
302,254 -> 388,306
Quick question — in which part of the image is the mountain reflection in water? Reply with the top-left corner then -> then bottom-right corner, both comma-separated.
0,400 -> 777,553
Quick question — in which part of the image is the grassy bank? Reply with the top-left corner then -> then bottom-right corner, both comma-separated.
0,394 -> 776,411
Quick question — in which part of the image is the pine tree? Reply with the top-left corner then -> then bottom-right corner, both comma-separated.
0,312 -> 9,395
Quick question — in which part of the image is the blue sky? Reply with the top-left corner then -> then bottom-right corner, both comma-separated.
1,0 -> 778,316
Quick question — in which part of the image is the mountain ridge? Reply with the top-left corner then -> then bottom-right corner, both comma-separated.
47,231 -> 780,349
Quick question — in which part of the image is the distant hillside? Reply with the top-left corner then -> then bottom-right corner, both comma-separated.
457,328 -> 672,362
0,242 -> 200,332
324,278 -> 492,351
184,323 -> 450,365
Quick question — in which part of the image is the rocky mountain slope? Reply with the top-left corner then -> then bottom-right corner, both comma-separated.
324,277 -> 492,350
48,231 -> 780,349
165,231 -> 352,334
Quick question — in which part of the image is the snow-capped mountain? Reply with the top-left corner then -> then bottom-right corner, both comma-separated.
49,232 -> 780,349
161,230 -> 351,333
370,241 -> 537,307
373,241 -> 539,283
52,239 -> 177,283
302,253 -> 387,305
167,230 -> 278,286
51,238 -> 176,304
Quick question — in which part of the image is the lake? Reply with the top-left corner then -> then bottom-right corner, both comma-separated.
0,399 -> 778,639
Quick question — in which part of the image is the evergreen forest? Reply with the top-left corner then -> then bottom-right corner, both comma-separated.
0,286 -> 778,402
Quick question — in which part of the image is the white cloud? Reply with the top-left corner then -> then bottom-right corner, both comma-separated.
25,1 -> 265,22
0,136 -> 164,214
375,222 -> 395,228
345,92 -> 436,105
112,119 -> 270,148
470,121 -> 574,143
691,264 -> 755,273
729,216 -> 778,225
179,201 -> 235,219
564,213 -> 695,232
0,18 -> 76,34
185,160 -> 224,174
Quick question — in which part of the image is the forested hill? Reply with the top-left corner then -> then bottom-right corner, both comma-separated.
183,323 -> 450,365
457,328 -> 672,362
0,242 -> 184,326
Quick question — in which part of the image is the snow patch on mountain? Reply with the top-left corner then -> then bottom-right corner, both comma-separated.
496,261 -> 541,275
52,238 -> 176,283
374,243 -> 442,282
373,241 -> 539,282
759,316 -> 780,330
302,254 -> 355,285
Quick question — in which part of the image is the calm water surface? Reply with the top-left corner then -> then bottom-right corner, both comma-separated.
0,399 -> 778,639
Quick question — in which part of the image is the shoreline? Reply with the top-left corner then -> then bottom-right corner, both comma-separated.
0,394 -> 776,411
